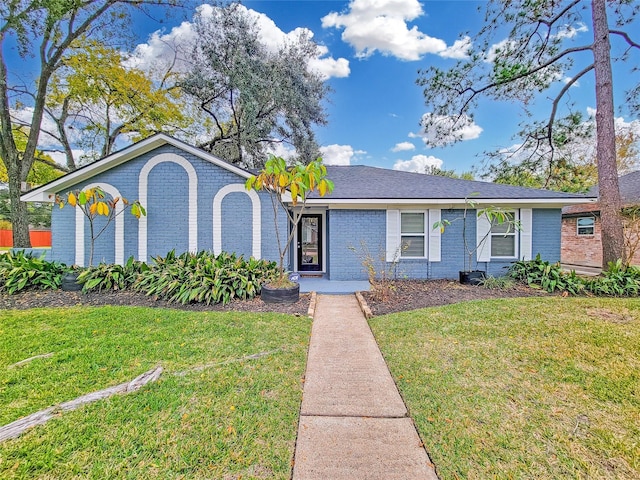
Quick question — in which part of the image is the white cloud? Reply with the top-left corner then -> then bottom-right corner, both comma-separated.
266,142 -> 298,161
586,107 -> 640,136
440,36 -> 472,59
321,0 -> 467,61
391,141 -> 415,152
319,144 -> 365,165
308,45 -> 351,80
562,76 -> 580,87
125,19 -> 196,75
486,23 -> 587,64
412,113 -> 483,147
393,154 -> 443,172
486,38 -> 516,63
555,22 -> 588,40
129,4 -> 349,80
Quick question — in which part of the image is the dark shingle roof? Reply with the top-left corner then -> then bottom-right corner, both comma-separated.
590,170 -> 640,204
563,170 -> 640,215
318,165 -> 590,200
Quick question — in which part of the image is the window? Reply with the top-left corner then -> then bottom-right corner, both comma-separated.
577,217 -> 595,236
400,212 -> 425,257
490,212 -> 517,258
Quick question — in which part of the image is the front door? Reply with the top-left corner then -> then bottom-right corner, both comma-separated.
297,214 -> 322,271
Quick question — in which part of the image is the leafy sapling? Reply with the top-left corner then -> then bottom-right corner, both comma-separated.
56,186 -> 146,266
246,156 -> 334,287
433,195 -> 521,273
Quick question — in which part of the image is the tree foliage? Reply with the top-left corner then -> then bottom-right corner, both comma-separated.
418,0 -> 640,265
56,186 -> 146,266
485,129 -> 639,193
424,165 -> 474,180
182,3 -> 329,169
0,0 -> 181,248
0,126 -> 66,186
246,156 -> 333,284
46,38 -> 189,170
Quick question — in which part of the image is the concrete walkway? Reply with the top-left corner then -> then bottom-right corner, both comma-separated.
298,276 -> 370,294
292,294 -> 439,479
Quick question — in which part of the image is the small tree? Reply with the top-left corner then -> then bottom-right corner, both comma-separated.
434,196 -> 521,273
246,156 -> 333,286
56,186 -> 145,266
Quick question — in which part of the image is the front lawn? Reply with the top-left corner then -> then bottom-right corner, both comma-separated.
0,306 -> 310,479
371,297 -> 640,479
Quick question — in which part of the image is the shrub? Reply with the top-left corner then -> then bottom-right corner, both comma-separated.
583,260 -> 640,296
348,240 -> 405,302
507,254 -> 584,294
78,257 -> 149,292
134,250 -> 278,305
509,255 -> 640,297
0,250 -> 68,294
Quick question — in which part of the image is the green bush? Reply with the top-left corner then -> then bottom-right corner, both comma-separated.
78,256 -> 149,292
0,250 -> 68,294
508,254 -> 584,294
583,260 -> 640,296
134,250 -> 278,305
508,255 -> 640,296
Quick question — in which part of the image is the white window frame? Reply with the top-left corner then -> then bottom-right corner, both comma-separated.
400,210 -> 427,259
489,209 -> 519,259
577,216 -> 595,236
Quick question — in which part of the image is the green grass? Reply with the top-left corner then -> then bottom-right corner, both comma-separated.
371,297 -> 640,479
0,306 -> 311,479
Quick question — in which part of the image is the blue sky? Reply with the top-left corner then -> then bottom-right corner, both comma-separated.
7,0 -> 640,174
123,0 -> 639,174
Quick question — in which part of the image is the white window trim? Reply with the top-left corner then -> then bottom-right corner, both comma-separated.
399,210 -> 428,259
489,209 -> 519,259
576,216 -> 595,236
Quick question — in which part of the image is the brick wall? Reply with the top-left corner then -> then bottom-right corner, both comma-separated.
561,213 -> 640,267
50,144 -> 283,266
561,215 -> 603,267
327,207 -> 564,280
328,209 -> 386,281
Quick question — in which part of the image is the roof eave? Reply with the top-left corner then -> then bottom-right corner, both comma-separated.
302,197 -> 596,207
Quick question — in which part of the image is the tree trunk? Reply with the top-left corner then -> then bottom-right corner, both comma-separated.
591,0 -> 624,266
7,157 -> 32,248
0,35 -> 30,248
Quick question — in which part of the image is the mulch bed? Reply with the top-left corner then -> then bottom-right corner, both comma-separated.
361,279 -> 550,316
0,280 -> 550,317
0,289 -> 312,316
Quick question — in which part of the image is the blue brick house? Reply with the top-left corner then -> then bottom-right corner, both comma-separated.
21,134 -> 594,280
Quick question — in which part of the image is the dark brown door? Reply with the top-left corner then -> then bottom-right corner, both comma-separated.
297,214 -> 322,271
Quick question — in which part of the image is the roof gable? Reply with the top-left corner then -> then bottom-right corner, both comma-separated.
20,134 -> 254,202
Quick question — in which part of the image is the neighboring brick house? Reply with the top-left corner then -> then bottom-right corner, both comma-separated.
562,171 -> 640,268
22,133 -> 592,280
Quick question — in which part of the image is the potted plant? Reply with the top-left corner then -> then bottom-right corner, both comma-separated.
246,156 -> 333,303
434,195 -> 521,285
